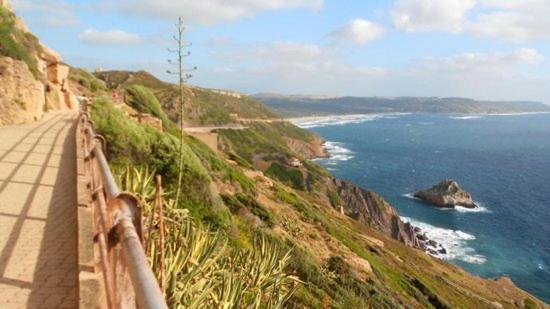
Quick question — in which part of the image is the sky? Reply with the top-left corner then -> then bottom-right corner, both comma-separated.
10,0 -> 550,103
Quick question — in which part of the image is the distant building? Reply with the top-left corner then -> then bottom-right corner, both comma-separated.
286,157 -> 302,167
211,89 -> 242,99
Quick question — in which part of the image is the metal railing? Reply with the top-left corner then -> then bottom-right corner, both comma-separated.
78,102 -> 167,309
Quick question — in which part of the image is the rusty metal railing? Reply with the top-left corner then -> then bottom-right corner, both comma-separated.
78,101 -> 167,309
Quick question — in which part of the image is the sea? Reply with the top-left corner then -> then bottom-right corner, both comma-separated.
292,112 -> 550,302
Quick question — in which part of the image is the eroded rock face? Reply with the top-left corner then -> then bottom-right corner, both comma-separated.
332,178 -> 419,247
285,134 -> 329,159
414,179 -> 475,208
0,57 -> 46,126
0,1 -> 77,126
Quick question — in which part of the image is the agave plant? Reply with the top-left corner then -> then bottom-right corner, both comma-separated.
117,166 -> 301,308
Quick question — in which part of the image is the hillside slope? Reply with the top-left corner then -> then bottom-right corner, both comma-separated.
255,94 -> 550,117
94,70 -> 277,126
89,70 -> 547,308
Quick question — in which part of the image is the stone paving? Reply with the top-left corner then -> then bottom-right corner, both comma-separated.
0,111 -> 78,308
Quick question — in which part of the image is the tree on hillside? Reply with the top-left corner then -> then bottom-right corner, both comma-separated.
167,17 -> 196,203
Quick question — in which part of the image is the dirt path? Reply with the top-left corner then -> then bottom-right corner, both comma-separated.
0,111 -> 78,308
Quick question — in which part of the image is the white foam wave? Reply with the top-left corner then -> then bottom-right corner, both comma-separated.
486,111 -> 550,116
401,217 -> 486,264
450,115 -> 483,120
290,113 -> 409,129
403,194 -> 491,213
450,111 -> 550,120
454,203 -> 491,213
402,193 -> 421,200
315,141 -> 354,166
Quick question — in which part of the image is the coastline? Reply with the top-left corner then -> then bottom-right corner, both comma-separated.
287,111 -> 550,123
301,114 -> 494,266
308,132 -> 445,262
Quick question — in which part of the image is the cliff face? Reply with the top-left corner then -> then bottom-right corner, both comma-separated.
332,178 -> 419,247
285,134 -> 329,159
0,56 -> 45,124
0,1 -> 77,126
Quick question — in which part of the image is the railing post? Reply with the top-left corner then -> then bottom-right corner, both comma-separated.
155,176 -> 165,296
78,102 -> 167,309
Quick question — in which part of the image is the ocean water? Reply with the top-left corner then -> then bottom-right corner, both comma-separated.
293,113 -> 550,302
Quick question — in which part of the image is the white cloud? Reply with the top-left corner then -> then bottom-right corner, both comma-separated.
102,0 -> 323,25
11,0 -> 78,27
78,29 -> 143,45
424,48 -> 545,75
391,0 -> 550,42
391,0 -> 475,32
329,19 -> 384,45
467,1 -> 550,42
222,41 -> 386,75
201,40 -> 548,103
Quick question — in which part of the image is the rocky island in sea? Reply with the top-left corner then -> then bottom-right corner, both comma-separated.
414,179 -> 476,208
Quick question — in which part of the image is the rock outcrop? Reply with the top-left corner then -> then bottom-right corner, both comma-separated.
332,178 -> 419,247
0,1 -> 77,126
414,179 -> 475,208
0,57 -> 46,125
285,135 -> 329,159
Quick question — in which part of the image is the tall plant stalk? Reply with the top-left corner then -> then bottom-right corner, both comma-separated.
167,17 -> 196,204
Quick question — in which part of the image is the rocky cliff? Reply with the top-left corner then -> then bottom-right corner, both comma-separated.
285,134 -> 329,159
332,178 -> 419,247
0,1 -> 77,126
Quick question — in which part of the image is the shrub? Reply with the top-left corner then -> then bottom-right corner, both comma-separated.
326,256 -> 350,275
91,98 -> 229,227
69,67 -> 107,94
221,193 -> 274,227
125,85 -> 178,134
328,190 -> 341,208
266,163 -> 305,190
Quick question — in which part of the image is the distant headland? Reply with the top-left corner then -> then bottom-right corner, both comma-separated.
254,94 -> 550,118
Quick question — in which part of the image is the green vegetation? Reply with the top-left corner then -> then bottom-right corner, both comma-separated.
221,193 -> 274,227
125,85 -> 178,134
69,67 -> 107,94
94,70 -> 277,126
266,163 -> 304,190
326,255 -> 350,275
91,97 -> 178,173
118,167 -> 299,308
524,298 -> 537,309
0,4 -> 41,77
219,123 -> 312,162
328,190 -> 341,208
91,97 -> 230,227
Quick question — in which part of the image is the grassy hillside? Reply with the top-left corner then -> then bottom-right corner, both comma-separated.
86,70 -> 546,308
94,70 -> 277,125
256,95 -> 550,117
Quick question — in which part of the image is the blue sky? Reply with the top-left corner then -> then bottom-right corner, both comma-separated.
11,0 -> 550,103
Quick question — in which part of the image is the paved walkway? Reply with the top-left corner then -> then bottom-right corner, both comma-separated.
0,111 -> 78,308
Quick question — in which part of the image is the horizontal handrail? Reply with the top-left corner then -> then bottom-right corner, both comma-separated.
79,102 -> 167,309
